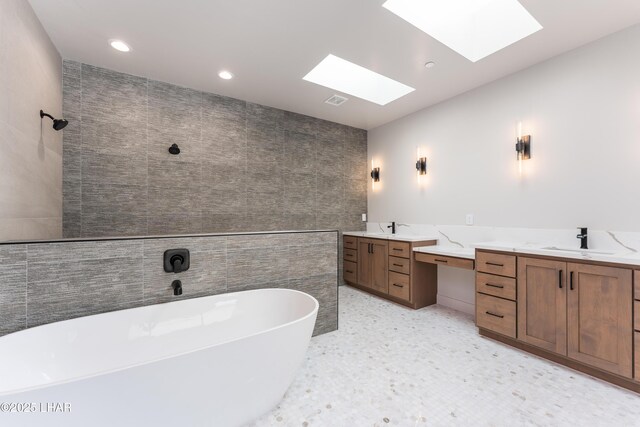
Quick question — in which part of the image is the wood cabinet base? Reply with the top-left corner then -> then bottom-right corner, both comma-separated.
479,328 -> 640,394
347,282 -> 431,310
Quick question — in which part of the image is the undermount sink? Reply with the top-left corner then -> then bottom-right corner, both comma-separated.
541,246 -> 616,256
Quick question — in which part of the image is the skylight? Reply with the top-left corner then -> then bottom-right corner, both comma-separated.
382,0 -> 542,62
303,54 -> 415,106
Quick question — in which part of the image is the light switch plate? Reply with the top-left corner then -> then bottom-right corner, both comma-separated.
362,213 -> 367,222
465,214 -> 474,225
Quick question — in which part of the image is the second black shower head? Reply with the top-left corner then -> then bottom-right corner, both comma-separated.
40,110 -> 68,131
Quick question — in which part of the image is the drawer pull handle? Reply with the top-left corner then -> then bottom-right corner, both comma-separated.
485,311 -> 504,319
392,283 -> 404,288
486,283 -> 504,289
486,262 -> 504,267
570,271 -> 574,290
392,248 -> 403,251
559,270 -> 563,289
434,259 -> 448,263
346,270 -> 354,274
393,263 -> 403,267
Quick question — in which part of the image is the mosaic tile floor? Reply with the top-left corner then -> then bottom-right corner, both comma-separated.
251,286 -> 640,427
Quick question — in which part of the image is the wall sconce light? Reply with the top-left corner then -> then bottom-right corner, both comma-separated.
515,121 -> 531,160
416,147 -> 427,185
515,121 -> 531,174
370,159 -> 380,190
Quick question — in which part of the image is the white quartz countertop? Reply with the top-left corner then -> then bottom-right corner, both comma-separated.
413,245 -> 476,260
342,231 -> 438,243
472,241 -> 640,267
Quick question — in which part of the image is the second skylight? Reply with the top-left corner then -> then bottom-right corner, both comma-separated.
303,54 -> 414,106
383,0 -> 542,62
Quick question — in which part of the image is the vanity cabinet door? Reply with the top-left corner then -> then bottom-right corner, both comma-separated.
357,239 -> 388,294
358,239 -> 373,289
567,263 -> 633,378
370,240 -> 389,294
517,257 -> 567,355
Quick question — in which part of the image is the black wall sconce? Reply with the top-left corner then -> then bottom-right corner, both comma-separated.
515,134 -> 531,161
415,157 -> 427,175
370,167 -> 380,182
515,121 -> 531,161
370,159 -> 380,191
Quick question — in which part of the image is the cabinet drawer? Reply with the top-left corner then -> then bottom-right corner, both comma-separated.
476,293 -> 516,339
389,256 -> 410,274
477,251 -> 516,278
635,301 -> 640,332
636,333 -> 640,382
344,236 -> 358,250
389,241 -> 411,259
415,253 -> 475,270
476,272 -> 516,301
344,248 -> 358,262
388,271 -> 410,301
343,261 -> 357,284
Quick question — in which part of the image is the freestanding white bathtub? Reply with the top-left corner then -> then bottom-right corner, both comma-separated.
0,288 -> 318,427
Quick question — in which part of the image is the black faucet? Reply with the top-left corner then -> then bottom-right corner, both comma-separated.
164,249 -> 190,273
172,280 -> 183,296
387,222 -> 396,234
577,227 -> 588,249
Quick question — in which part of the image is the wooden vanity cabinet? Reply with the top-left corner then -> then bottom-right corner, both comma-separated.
478,249 -> 636,389
518,258 -> 632,377
343,235 -> 437,309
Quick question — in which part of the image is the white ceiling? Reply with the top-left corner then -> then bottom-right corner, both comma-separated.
28,0 -> 640,130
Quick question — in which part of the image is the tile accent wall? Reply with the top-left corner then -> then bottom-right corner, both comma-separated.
62,61 -> 367,239
0,231 -> 338,338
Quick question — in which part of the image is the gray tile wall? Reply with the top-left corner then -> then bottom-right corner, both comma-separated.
62,61 -> 367,240
0,231 -> 338,337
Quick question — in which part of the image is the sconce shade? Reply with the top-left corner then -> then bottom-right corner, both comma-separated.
416,157 -> 427,175
515,135 -> 531,160
370,167 -> 380,182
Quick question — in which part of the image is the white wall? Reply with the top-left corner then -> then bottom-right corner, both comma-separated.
369,23 -> 640,231
0,0 -> 62,240
367,24 -> 640,313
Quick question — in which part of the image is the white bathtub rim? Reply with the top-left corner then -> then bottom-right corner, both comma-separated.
0,288 -> 319,397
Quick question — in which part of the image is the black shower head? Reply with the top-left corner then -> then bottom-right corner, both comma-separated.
52,118 -> 69,131
40,110 -> 68,131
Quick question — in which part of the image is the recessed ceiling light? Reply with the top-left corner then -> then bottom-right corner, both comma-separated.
109,40 -> 131,52
218,71 -> 234,80
382,0 -> 542,62
424,61 -> 436,69
303,54 -> 414,106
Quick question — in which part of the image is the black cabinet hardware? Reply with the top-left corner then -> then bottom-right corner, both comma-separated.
570,271 -> 574,290
486,262 -> 504,267
392,283 -> 404,288
486,283 -> 504,289
434,259 -> 448,263
486,311 -> 504,319
559,270 -> 563,289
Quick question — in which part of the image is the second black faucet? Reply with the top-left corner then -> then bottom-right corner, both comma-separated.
577,227 -> 588,249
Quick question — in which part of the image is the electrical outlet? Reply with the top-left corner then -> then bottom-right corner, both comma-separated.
465,214 -> 474,225
362,213 -> 367,222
